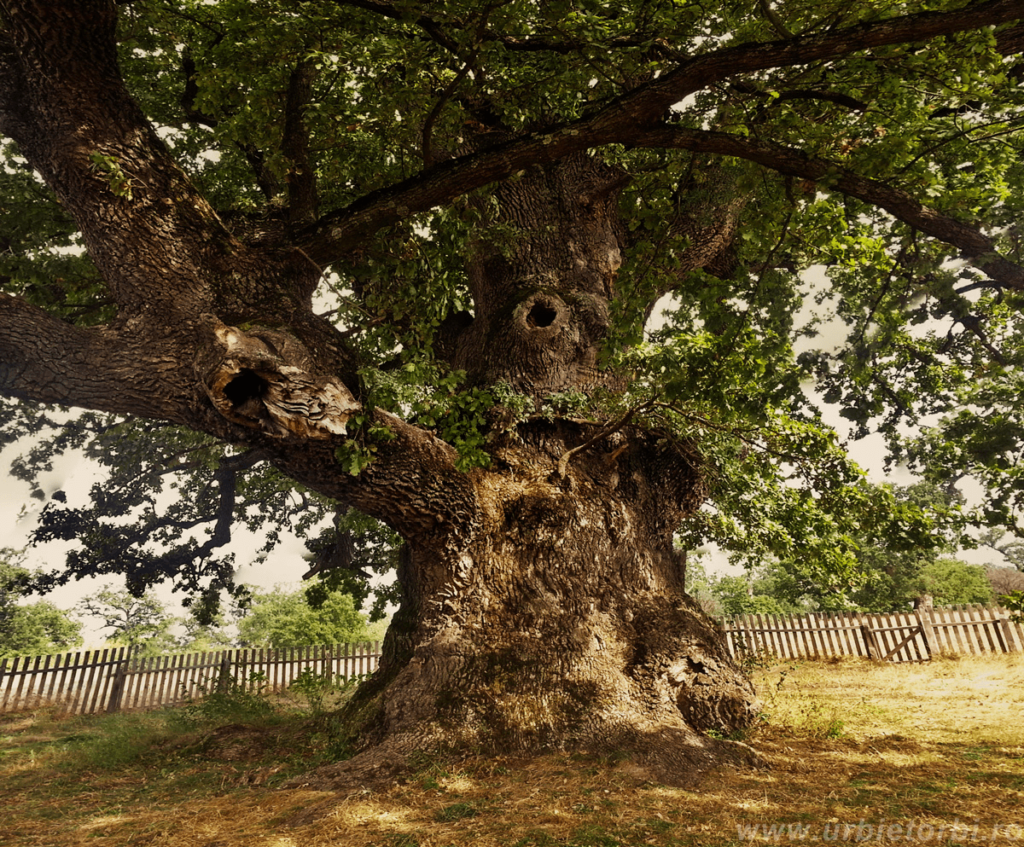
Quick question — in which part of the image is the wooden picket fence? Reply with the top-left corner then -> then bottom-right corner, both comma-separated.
5,606 -> 1019,715
720,604 -> 1024,663
0,642 -> 381,716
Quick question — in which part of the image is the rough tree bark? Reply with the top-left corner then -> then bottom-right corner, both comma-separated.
301,424 -> 761,786
4,0 -> 1024,787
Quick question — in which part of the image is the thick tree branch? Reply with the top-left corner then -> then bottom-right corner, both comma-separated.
0,1 -> 236,314
0,0 -> 331,328
731,81 -> 870,112
283,58 -> 320,226
626,126 -> 1024,291
0,294 -> 196,419
299,0 -> 1024,265
326,0 -> 462,55
997,21 -> 1024,55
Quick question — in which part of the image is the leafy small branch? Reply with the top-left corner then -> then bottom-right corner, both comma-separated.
556,401 -> 652,479
88,152 -> 136,200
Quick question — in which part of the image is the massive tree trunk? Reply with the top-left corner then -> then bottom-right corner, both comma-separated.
287,157 -> 760,786
300,429 -> 760,787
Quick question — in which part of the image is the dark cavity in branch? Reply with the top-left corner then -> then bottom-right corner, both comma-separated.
224,369 -> 268,408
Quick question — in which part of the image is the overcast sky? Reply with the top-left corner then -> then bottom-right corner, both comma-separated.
0,435 -> 314,644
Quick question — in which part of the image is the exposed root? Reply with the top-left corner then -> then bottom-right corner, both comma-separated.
280,720 -> 766,798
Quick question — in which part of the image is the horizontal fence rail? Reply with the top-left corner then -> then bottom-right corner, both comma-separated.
719,604 -> 1024,663
0,642 -> 381,716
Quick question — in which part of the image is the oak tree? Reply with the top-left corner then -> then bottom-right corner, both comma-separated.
236,583 -> 372,649
3,0 -> 1024,783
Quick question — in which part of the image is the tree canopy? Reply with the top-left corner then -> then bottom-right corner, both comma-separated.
919,557 -> 994,605
2,2 -> 1022,605
3,0 -> 1024,780
0,3 -> 1020,587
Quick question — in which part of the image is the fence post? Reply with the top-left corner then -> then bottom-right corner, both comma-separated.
994,609 -> 1017,654
916,606 -> 938,659
106,647 -> 133,713
216,652 -> 233,693
859,614 -> 881,661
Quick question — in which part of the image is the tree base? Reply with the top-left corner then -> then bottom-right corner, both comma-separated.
283,723 -> 764,793
283,598 -> 764,791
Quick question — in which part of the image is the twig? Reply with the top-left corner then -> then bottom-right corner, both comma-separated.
556,401 -> 651,479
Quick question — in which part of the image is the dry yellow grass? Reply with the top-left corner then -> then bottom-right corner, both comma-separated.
1,653 -> 1022,846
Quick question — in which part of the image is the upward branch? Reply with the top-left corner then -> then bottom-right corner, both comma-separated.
628,126 -> 1024,291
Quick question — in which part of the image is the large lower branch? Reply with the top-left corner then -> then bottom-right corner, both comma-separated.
0,294 -> 200,419
1,289 -> 480,550
259,409 -> 483,552
628,126 -> 1024,291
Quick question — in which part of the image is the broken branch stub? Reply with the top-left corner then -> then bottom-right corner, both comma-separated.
199,321 -> 360,439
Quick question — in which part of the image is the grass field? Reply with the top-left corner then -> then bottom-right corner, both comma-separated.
1,653 -> 1022,846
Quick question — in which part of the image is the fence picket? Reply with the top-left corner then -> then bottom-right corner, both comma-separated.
996,611 -> 1018,653
1011,614 -> 1024,651
65,650 -> 90,715
978,606 -> 999,651
938,606 -> 959,654
956,606 -> 979,655
848,612 -> 867,658
52,651 -> 76,710
779,614 -> 797,658
105,648 -> 128,713
9,656 -> 32,710
838,613 -> 858,657
822,612 -> 842,659
152,652 -> 172,708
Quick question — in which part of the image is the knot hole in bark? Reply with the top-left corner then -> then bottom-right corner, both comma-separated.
519,294 -> 566,338
224,368 -> 268,407
526,301 -> 558,328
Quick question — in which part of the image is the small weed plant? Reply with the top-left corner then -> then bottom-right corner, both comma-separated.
434,801 -> 479,822
288,668 -> 364,719
169,670 -> 275,730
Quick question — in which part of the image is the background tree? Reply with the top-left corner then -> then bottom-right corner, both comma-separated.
76,588 -> 176,656
175,602 -> 236,652
985,564 -> 1024,600
236,582 -> 373,649
979,528 -> 1024,572
918,558 -> 995,606
0,552 -> 82,657
685,559 -> 811,617
2,0 -> 1024,784
747,481 -> 966,612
